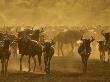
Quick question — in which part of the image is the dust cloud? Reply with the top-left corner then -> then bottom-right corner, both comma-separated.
0,0 -> 110,26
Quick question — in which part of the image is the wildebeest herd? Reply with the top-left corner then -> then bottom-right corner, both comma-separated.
0,25 -> 109,76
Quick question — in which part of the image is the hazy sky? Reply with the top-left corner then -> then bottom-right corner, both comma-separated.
0,0 -> 110,25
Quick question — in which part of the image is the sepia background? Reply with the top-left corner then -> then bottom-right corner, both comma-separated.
0,0 -> 110,82
0,0 -> 110,25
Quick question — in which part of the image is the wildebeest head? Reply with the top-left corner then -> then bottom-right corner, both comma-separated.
34,29 -> 40,33
81,36 -> 95,47
97,41 -> 105,46
101,30 -> 110,36
42,40 -> 55,48
2,37 -> 11,50
34,28 -> 44,34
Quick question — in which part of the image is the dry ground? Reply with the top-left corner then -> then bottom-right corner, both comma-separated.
0,52 -> 110,82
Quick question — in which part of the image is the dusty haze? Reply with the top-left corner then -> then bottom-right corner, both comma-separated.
0,0 -> 110,26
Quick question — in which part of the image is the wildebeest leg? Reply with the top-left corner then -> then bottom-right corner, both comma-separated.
100,52 -> 103,62
4,59 -> 7,76
38,55 -> 42,71
14,48 -> 18,59
58,41 -> 60,56
4,59 -> 8,76
103,52 -> 105,62
82,57 -> 87,73
60,43 -> 64,56
85,60 -> 87,73
70,42 -> 74,54
15,45 -> 18,59
1,59 -> 5,76
82,58 -> 85,72
33,56 -> 36,72
47,54 -> 53,74
48,55 -> 53,74
48,58 -> 51,74
28,56 -> 31,72
20,55 -> 24,72
44,55 -> 48,73
46,58 -> 50,74
45,57 -> 51,74
108,51 -> 110,62
84,61 -> 87,73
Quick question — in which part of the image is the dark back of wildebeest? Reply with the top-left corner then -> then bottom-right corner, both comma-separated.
0,39 -> 11,59
18,29 -> 33,38
98,41 -> 110,52
18,37 -> 42,56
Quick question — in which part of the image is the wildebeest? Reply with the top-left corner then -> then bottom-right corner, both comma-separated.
16,28 -> 46,72
78,36 -> 95,72
42,40 -> 55,74
100,30 -> 110,62
18,37 -> 42,72
101,30 -> 110,44
0,38 -> 11,76
54,30 -> 84,56
97,41 -> 110,62
97,41 -> 107,62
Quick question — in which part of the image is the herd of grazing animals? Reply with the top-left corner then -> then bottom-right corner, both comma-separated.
0,26 -> 110,76
0,28 -> 55,76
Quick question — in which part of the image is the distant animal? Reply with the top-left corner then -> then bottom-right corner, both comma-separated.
78,36 -> 95,72
42,40 -> 55,74
54,30 -> 84,56
97,40 -> 110,62
97,41 -> 107,62
7,34 -> 18,59
18,37 -> 42,72
0,39 -> 11,76
100,30 -> 110,62
10,40 -> 18,59
0,33 -> 5,41
101,30 -> 110,45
